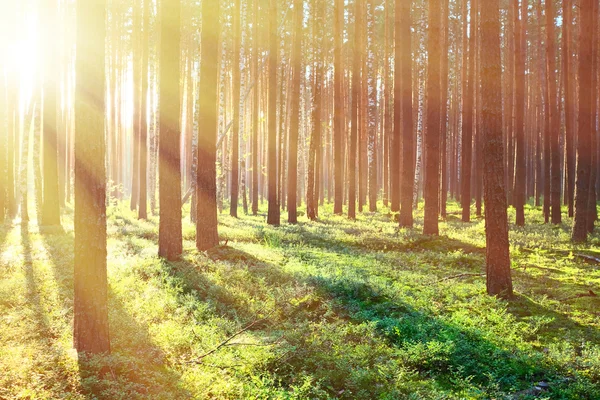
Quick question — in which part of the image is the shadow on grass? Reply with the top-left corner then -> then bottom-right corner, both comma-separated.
119,235 -> 576,398
39,229 -> 190,399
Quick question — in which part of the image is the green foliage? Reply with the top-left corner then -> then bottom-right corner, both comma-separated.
0,201 -> 599,399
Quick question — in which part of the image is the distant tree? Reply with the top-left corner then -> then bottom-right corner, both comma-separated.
251,0 -> 260,216
230,0 -> 241,218
563,0 -> 575,217
423,0 -> 442,235
196,0 -> 220,249
138,0 -> 149,220
73,0 -> 110,354
481,0 -> 513,298
399,0 -> 415,228
461,0 -> 476,223
287,0 -> 302,224
572,0 -> 594,242
543,0 -> 561,224
333,0 -> 343,215
307,0 -> 323,221
131,0 -> 142,212
349,0 -> 362,220
391,0 -> 400,213
41,0 -> 61,227
267,0 -> 280,225
439,0 -> 450,219
513,0 -> 526,226
158,0 -> 183,259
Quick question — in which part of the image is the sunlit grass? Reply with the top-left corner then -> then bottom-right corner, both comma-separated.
0,200 -> 599,398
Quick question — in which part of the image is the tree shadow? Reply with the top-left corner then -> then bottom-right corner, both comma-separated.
39,229 -> 190,399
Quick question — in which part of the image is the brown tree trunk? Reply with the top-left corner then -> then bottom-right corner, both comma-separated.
267,0 -> 280,225
41,0 -> 61,226
513,0 -> 526,226
159,0 -> 183,259
423,0 -> 442,235
251,0 -> 260,216
481,0 -> 513,298
399,0 -> 415,227
564,0 -> 576,217
230,0 -> 241,218
131,0 -> 141,211
572,0 -> 594,242
439,0 -> 450,218
73,0 -> 110,354
461,0 -> 476,222
287,0 -> 302,223
546,0 -> 561,224
307,0 -> 323,221
349,0 -> 362,220
333,0 -> 344,215
138,0 -> 149,220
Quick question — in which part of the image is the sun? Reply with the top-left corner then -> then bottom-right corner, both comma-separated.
2,4 -> 39,108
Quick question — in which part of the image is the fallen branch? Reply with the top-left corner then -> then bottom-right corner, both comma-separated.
186,313 -> 272,364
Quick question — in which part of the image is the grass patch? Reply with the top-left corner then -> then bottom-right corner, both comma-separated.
0,200 -> 599,399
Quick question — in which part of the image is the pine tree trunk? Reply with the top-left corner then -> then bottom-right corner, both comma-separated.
131,0 -> 141,211
138,0 -> 149,220
399,0 -> 414,227
461,0 -> 476,222
267,0 -> 280,225
572,0 -> 594,242
546,0 -> 562,224
513,0 -> 527,226
287,0 -> 302,223
159,0 -> 183,259
230,0 -> 241,218
439,0 -> 450,218
73,0 -> 110,354
564,0 -> 576,218
423,0 -> 441,235
481,0 -> 513,298
196,0 -> 221,248
333,0 -> 344,215
251,0 -> 260,215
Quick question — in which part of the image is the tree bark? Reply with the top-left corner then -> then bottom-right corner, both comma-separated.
333,0 -> 344,215
481,0 -> 513,298
74,0 -> 110,354
572,0 -> 594,242
159,0 -> 183,259
513,0 -> 526,226
267,0 -> 280,225
196,0 -> 221,248
461,0 -> 476,222
399,0 -> 415,227
423,0 -> 442,235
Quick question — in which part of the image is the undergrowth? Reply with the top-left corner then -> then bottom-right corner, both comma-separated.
0,200 -> 599,399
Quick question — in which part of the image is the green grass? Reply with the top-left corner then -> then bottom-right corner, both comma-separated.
1,200 -> 599,399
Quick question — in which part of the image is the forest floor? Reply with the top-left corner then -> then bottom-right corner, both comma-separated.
0,201 -> 599,399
